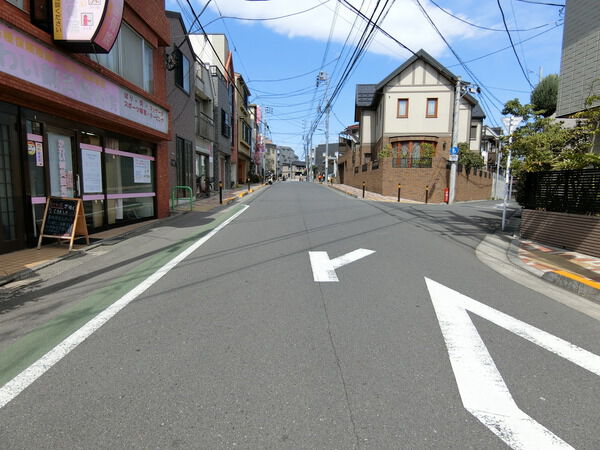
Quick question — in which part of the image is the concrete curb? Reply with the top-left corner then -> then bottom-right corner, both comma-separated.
506,234 -> 600,304
541,271 -> 600,302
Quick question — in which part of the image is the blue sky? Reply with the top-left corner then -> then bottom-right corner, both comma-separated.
166,0 -> 565,160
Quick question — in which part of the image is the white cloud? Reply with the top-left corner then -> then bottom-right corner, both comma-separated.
198,0 -> 485,60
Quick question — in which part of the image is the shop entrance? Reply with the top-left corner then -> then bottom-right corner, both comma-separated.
0,111 -> 25,254
47,129 -> 77,198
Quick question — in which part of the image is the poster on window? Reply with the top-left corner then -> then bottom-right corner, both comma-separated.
133,158 -> 151,183
81,149 -> 103,193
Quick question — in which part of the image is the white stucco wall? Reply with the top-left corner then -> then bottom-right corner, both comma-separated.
381,60 -> 458,136
361,111 -> 376,144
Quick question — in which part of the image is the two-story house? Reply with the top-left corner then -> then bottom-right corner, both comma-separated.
340,49 -> 492,203
355,49 -> 482,164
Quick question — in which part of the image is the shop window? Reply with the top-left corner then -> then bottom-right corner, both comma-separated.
105,137 -> 155,224
89,23 -> 153,93
175,49 -> 190,94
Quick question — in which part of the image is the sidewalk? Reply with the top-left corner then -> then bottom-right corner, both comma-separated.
327,182 -> 422,203
0,183 -> 268,289
330,181 -> 600,302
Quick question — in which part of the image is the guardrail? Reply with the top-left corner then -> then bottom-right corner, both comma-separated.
170,186 -> 193,211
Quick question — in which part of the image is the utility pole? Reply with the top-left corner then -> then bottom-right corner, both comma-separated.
501,115 -> 523,231
325,104 -> 330,181
448,77 -> 461,204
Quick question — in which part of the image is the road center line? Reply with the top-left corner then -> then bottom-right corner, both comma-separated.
0,205 -> 249,410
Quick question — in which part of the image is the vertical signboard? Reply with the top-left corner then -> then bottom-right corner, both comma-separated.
52,0 -> 123,53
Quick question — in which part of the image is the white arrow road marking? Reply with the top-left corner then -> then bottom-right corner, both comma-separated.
425,277 -> 600,450
309,248 -> 375,282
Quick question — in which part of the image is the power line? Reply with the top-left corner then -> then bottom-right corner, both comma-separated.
412,0 -> 505,109
428,0 -> 556,32
497,0 -> 534,88
182,0 -> 251,104
248,58 -> 339,83
202,0 -> 331,28
446,22 -> 562,68
413,0 -> 503,125
515,0 -> 565,6
309,0 -> 397,136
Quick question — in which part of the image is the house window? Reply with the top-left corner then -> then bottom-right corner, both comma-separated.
470,124 -> 479,140
392,141 -> 435,168
89,23 -> 154,93
426,98 -> 438,118
221,109 -> 231,138
397,99 -> 409,118
175,49 -> 190,94
241,121 -> 251,145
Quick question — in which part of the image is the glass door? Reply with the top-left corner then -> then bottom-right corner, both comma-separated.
47,130 -> 76,198
0,111 -> 25,254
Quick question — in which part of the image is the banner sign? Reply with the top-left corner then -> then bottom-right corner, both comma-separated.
52,0 -> 123,53
0,21 -> 168,134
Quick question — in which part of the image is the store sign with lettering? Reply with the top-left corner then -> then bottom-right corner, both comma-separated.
52,0 -> 123,53
0,21 -> 167,134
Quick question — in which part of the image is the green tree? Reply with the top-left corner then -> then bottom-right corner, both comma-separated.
530,74 -> 559,117
501,98 -> 600,176
457,142 -> 484,170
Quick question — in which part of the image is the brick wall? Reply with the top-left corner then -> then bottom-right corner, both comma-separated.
339,154 -> 493,203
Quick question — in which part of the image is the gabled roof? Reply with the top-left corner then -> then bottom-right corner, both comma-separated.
471,103 -> 486,119
375,49 -> 459,91
356,84 -> 377,107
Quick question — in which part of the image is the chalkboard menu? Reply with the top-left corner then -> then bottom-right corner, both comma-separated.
37,197 -> 90,250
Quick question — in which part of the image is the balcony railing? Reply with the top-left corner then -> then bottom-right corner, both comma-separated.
392,157 -> 432,168
196,113 -> 214,140
362,163 -> 368,172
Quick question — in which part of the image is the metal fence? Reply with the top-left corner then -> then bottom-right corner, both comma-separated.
522,169 -> 600,214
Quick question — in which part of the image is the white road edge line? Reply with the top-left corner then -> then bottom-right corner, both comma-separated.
0,205 -> 250,410
425,277 -> 600,449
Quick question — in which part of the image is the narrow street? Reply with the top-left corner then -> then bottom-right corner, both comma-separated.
1,183 -> 599,449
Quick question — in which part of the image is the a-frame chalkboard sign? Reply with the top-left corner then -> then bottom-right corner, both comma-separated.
37,197 -> 90,251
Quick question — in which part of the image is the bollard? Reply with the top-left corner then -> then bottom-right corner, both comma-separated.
247,178 -> 250,191
425,185 -> 429,204
219,181 -> 223,204
362,181 -> 366,198
397,183 -> 401,203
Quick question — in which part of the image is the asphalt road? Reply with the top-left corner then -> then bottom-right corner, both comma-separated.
0,182 -> 599,449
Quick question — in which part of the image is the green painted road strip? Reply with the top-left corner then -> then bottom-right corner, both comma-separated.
0,205 -> 247,396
